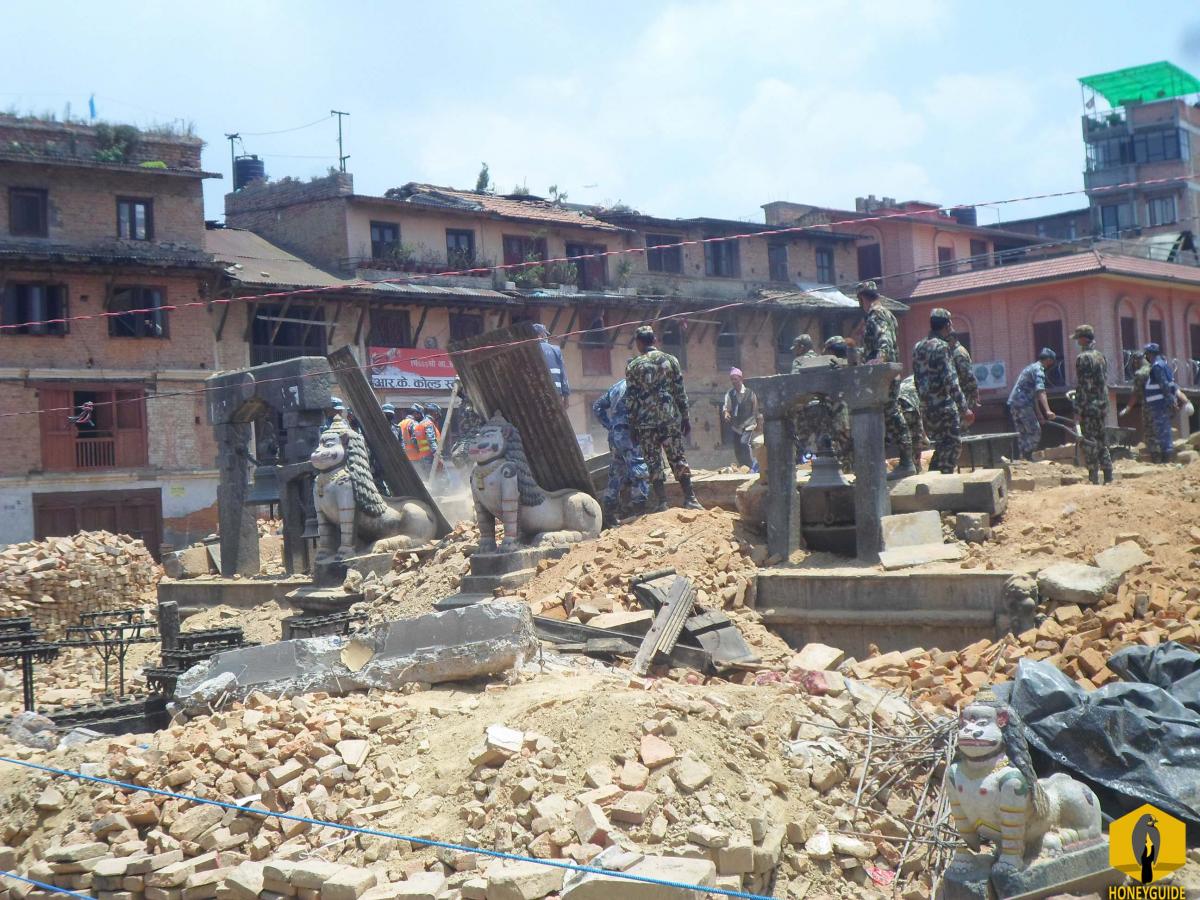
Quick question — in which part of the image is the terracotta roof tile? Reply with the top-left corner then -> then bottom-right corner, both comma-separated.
907,250 -> 1200,299
398,184 -> 624,231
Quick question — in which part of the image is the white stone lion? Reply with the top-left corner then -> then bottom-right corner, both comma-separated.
949,692 -> 1102,873
310,418 -> 437,562
467,415 -> 601,553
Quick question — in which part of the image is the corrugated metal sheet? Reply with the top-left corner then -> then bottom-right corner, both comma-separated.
448,322 -> 594,496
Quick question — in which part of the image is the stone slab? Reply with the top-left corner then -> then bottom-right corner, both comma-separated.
175,602 -> 537,709
157,578 -> 309,619
1037,563 -> 1122,607
879,543 -> 964,570
990,839 -> 1114,899
433,593 -> 493,611
758,568 -> 1012,658
1093,541 -> 1151,576
561,855 -> 716,899
888,469 -> 1008,517
469,546 -> 569,577
664,473 -> 753,512
458,569 -> 537,594
286,586 -> 362,615
881,511 -> 943,550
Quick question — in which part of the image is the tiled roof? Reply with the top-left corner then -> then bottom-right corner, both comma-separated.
388,184 -> 625,232
907,250 -> 1200,299
0,239 -> 215,268
207,227 -> 514,304
206,227 -> 347,288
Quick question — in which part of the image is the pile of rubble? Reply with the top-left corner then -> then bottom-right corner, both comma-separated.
0,667 -> 951,899
0,531 -> 158,638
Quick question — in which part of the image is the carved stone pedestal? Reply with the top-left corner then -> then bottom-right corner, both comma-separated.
941,840 -> 1114,900
435,546 -> 570,610
990,839 -> 1114,899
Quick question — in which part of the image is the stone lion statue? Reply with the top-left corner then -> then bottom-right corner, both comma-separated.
309,418 -> 437,562
467,414 -> 601,553
949,689 -> 1102,873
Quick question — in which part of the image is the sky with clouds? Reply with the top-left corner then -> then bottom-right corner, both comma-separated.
3,1 -> 1198,226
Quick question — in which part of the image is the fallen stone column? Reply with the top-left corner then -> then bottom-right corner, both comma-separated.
174,601 -> 537,709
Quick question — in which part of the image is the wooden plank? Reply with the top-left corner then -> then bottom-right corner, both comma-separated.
326,344 -> 451,536
327,299 -> 345,343
411,305 -> 430,347
632,576 -> 696,676
557,308 -> 578,349
448,321 -> 593,496
213,295 -> 232,340
353,299 -> 368,345
269,297 -> 293,343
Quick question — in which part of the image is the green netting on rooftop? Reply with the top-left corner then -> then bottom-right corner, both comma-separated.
1079,61 -> 1200,107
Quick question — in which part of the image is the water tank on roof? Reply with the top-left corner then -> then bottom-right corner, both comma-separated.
234,154 -> 266,191
952,207 -> 978,227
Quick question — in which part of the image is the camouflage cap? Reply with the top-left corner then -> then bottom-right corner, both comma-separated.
856,280 -> 879,298
792,333 -> 814,348
1071,324 -> 1095,340
1037,347 -> 1057,361
634,325 -> 657,342
930,307 -> 953,326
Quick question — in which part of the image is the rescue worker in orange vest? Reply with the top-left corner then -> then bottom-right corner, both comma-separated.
414,406 -> 442,475
398,404 -> 424,463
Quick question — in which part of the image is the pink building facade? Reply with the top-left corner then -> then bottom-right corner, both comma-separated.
899,251 -> 1200,437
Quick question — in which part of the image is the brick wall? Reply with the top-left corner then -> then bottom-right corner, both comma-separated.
0,270 -> 218,370
0,116 -> 204,170
224,175 -> 352,271
1,163 -> 206,248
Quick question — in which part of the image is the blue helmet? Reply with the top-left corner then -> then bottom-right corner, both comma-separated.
1143,342 -> 1162,356
330,397 -> 345,410
381,402 -> 396,414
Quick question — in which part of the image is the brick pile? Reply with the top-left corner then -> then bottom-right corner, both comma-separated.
0,670 -> 945,899
0,531 -> 159,638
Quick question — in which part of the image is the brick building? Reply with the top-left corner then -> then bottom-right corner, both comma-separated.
0,116 -> 224,555
225,174 -> 879,465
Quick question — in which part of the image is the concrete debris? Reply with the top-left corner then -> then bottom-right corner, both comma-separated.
0,530 -> 158,637
175,602 -> 538,709
1037,562 -> 1122,606
7,710 -> 58,750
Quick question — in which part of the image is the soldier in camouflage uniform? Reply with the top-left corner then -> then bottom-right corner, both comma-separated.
948,333 -> 980,412
593,378 -> 650,524
1119,351 -> 1158,461
792,333 -> 817,362
1071,324 -> 1112,484
912,308 -> 974,473
897,375 -> 927,472
625,325 -> 703,512
857,281 -> 915,479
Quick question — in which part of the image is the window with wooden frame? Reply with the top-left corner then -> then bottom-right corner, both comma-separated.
661,319 -> 687,370
815,245 -> 835,284
9,187 -> 48,237
969,239 -> 989,271
704,238 -> 740,278
37,384 -> 148,472
368,308 -> 413,349
370,221 -> 400,259
581,313 -> 611,376
109,286 -> 168,338
565,243 -> 607,290
1,283 -> 68,335
767,240 -> 789,283
250,302 -> 326,366
445,229 -> 476,268
645,234 -> 683,274
1120,316 -> 1139,380
116,197 -> 153,240
502,235 -> 547,267
936,246 -> 956,276
856,243 -> 882,280
716,312 -> 740,368
449,313 -> 484,342
1149,318 -> 1165,349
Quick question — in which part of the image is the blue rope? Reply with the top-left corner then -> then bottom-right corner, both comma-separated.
0,756 -> 775,899
1,870 -> 95,899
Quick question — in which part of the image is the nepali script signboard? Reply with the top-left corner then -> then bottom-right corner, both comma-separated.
368,347 -> 457,391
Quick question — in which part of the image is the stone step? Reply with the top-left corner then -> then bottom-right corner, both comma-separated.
458,568 -> 537,594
